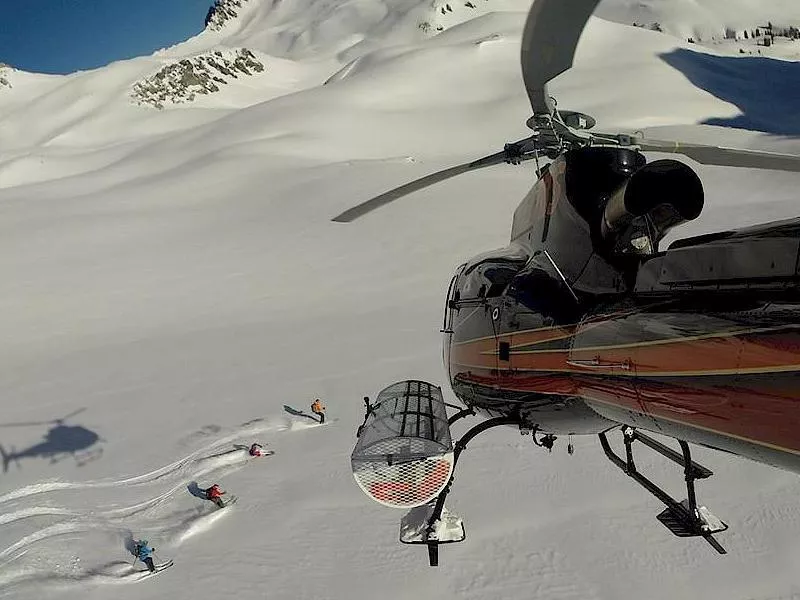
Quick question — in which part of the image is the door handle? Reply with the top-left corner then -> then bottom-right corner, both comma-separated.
567,357 -> 631,371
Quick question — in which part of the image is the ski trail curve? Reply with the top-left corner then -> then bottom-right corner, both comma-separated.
0,559 -> 155,595
0,417 -> 287,505
0,413 -> 316,595
0,449 -> 246,528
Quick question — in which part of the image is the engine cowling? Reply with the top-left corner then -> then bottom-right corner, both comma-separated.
601,159 -> 704,254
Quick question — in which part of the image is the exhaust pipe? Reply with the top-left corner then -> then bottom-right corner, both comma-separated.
601,159 -> 704,251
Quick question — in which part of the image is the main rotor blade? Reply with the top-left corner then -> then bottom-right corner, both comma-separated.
331,151 -> 511,223
520,0 -> 602,116
634,137 -> 800,172
0,420 -> 50,428
0,407 -> 87,428
59,407 -> 87,423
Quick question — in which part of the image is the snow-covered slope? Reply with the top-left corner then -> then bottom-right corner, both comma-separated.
0,1 -> 799,599
597,0 -> 800,35
597,0 -> 800,58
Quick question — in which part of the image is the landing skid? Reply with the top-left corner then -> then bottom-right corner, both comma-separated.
400,415 -> 518,566
599,426 -> 728,554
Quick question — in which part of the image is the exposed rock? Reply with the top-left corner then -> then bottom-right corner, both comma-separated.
0,63 -> 11,89
205,0 -> 248,31
130,49 -> 264,109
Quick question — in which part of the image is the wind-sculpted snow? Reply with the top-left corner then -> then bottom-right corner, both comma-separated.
0,415 -> 304,595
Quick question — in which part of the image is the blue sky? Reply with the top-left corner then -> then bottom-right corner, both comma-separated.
0,0 -> 216,74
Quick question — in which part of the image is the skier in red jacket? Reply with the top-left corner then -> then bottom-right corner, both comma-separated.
204,484 -> 226,508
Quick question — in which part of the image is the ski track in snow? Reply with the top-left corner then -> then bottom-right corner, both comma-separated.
0,560 -> 169,592
0,414 -> 315,594
171,504 -> 233,545
0,417 -> 286,505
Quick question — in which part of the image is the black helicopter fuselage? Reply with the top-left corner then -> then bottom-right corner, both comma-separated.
444,147 -> 800,474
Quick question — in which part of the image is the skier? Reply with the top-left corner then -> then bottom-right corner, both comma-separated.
135,539 -> 156,573
311,398 -> 326,424
204,483 -> 227,508
249,443 -> 265,457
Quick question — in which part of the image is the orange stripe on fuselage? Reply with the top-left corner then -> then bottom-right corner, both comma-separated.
451,326 -> 800,377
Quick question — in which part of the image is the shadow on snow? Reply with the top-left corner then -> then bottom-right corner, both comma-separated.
283,404 -> 319,422
0,408 -> 104,473
659,48 -> 800,136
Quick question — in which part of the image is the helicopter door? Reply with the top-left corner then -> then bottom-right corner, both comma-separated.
441,265 -> 465,382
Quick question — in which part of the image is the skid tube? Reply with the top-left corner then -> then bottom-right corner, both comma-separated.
410,415 -> 519,566
599,427 -> 727,554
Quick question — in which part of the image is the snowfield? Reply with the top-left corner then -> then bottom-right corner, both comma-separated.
1,0 -> 799,598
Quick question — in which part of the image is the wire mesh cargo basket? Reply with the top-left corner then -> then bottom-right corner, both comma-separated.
351,380 -> 454,508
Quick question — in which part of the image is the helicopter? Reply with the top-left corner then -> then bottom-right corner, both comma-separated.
0,408 -> 104,472
344,0 -> 800,566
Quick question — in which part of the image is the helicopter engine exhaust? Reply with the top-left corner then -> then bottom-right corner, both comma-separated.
601,159 -> 704,252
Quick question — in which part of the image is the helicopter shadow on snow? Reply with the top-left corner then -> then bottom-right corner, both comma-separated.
660,48 -> 800,136
0,408 -> 105,474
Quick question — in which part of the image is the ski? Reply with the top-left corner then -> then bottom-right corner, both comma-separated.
136,559 -> 173,579
155,560 -> 174,571
220,494 -> 238,507
250,450 -> 274,458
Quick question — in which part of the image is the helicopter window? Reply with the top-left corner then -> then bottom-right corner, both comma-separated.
486,283 -> 506,297
485,264 -> 522,297
455,255 -> 527,303
510,253 -> 583,323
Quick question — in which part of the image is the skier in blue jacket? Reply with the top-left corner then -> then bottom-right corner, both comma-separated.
135,540 -> 156,573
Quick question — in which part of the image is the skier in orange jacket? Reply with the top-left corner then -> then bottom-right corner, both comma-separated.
311,398 -> 326,424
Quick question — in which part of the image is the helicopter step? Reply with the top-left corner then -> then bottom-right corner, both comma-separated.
399,503 -> 465,567
599,427 -> 727,554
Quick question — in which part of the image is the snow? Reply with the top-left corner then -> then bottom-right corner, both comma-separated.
0,0 -> 799,598
400,505 -> 465,543
598,0 -> 800,56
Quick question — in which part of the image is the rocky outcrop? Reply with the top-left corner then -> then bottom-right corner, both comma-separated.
0,63 -> 11,89
130,49 -> 264,109
205,0 -> 248,31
